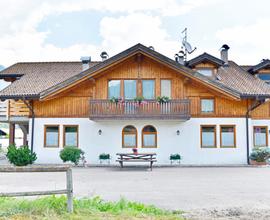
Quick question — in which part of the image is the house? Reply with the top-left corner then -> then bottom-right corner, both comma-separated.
0,43 -> 270,165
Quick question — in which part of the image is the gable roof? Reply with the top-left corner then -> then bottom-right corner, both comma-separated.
187,52 -> 224,68
38,44 -> 240,100
0,43 -> 270,100
248,59 -> 270,73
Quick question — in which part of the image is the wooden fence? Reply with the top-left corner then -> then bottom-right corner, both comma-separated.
0,165 -> 73,213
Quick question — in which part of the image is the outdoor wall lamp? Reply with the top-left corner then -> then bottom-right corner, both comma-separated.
98,129 -> 102,135
176,130 -> 180,135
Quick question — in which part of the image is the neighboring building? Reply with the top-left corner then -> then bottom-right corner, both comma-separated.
0,43 -> 270,165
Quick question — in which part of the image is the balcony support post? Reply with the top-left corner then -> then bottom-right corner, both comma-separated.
9,122 -> 15,146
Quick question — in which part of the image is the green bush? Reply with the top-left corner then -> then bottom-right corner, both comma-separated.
6,144 -> 37,166
60,146 -> 84,165
249,147 -> 270,162
99,153 -> 110,160
170,154 -> 181,160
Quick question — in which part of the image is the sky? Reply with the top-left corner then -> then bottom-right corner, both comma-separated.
0,0 -> 269,68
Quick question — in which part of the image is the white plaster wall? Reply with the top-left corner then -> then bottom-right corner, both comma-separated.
30,118 -> 249,165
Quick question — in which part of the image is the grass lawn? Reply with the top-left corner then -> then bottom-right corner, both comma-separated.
0,196 -> 184,220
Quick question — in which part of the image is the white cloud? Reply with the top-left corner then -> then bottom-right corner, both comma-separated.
216,18 -> 270,64
0,0 -> 218,66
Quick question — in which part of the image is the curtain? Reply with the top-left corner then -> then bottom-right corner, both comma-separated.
254,128 -> 267,146
201,99 -> 214,112
65,127 -> 77,147
124,134 -> 136,147
46,127 -> 59,146
202,127 -> 215,147
161,80 -> 171,98
143,134 -> 156,147
108,80 -> 121,98
124,80 -> 137,99
142,80 -> 155,99
221,132 -> 234,146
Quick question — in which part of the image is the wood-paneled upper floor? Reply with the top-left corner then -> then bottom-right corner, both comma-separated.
31,55 -> 265,119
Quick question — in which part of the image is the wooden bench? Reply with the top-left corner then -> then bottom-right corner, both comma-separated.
116,153 -> 157,171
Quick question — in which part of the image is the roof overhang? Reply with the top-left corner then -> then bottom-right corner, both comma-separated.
248,60 -> 270,74
0,94 -> 39,101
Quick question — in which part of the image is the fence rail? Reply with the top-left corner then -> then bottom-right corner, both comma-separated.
89,99 -> 190,120
0,165 -> 73,213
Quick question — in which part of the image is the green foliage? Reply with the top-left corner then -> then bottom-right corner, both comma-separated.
99,153 -> 110,160
170,154 -> 181,160
0,196 -> 183,219
109,96 -> 119,104
133,96 -> 144,103
157,96 -> 170,103
249,147 -> 270,162
60,146 -> 84,165
6,144 -> 37,166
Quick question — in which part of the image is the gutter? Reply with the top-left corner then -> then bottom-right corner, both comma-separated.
245,99 -> 265,164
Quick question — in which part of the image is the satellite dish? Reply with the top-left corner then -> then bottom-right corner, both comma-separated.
182,40 -> 197,54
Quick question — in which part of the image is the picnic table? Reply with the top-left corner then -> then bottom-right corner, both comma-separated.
116,153 -> 157,171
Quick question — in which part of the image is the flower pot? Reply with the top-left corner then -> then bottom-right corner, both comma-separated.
250,160 -> 267,166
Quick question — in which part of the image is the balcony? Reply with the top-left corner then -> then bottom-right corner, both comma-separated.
89,99 -> 190,120
0,100 -> 30,122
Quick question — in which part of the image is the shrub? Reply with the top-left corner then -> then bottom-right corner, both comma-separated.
6,144 -> 37,166
170,154 -> 181,160
99,153 -> 110,160
249,147 -> 270,162
60,146 -> 84,165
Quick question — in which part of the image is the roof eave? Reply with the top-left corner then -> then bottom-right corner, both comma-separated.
0,94 -> 40,101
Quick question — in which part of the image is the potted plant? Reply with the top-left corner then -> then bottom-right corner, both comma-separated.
157,96 -> 170,104
132,148 -> 138,154
99,153 -> 111,164
249,147 -> 270,165
170,153 -> 181,165
133,96 -> 145,104
109,97 -> 119,104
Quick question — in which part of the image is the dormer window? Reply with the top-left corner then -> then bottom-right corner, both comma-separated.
257,73 -> 270,84
197,68 -> 213,77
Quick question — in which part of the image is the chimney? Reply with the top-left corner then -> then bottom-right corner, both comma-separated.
80,56 -> 91,71
175,50 -> 185,65
220,44 -> 230,65
100,51 -> 109,61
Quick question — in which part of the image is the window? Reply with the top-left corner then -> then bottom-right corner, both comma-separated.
161,79 -> 171,98
257,73 -> 270,84
63,125 -> 78,147
254,126 -> 268,147
124,80 -> 137,99
142,80 -> 155,99
122,125 -> 137,148
197,68 -> 213,77
201,98 -> 214,113
142,125 -> 157,148
220,125 -> 236,148
108,80 -> 121,99
44,125 -> 59,148
201,125 -> 216,148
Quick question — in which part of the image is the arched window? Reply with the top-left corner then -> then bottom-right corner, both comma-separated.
122,125 -> 137,148
142,125 -> 157,148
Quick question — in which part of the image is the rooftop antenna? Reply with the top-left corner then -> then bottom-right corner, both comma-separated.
181,28 -> 197,61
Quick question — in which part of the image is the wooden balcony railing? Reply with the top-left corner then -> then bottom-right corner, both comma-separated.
89,99 -> 190,120
0,100 -> 30,120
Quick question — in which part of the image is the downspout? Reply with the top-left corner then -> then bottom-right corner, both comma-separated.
245,98 -> 265,165
22,99 -> 35,153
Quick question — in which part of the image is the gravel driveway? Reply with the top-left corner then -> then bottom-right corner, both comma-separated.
0,166 -> 270,219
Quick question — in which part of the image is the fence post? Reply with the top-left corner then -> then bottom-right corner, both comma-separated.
66,168 -> 73,213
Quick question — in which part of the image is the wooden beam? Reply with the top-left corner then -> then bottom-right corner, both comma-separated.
9,123 -> 15,145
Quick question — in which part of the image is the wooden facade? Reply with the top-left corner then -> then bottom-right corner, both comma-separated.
13,54 -> 267,119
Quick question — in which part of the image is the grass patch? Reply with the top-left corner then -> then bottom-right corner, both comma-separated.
0,196 -> 184,220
